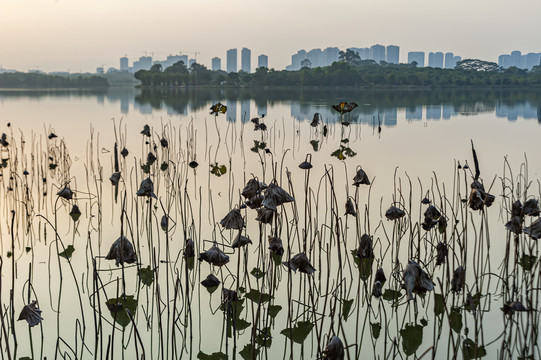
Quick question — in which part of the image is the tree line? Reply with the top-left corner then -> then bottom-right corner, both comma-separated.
134,56 -> 541,88
0,72 -> 109,88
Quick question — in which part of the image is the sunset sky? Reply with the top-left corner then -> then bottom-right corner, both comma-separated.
1,0 -> 540,72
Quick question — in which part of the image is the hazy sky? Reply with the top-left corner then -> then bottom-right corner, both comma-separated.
1,0 -> 540,72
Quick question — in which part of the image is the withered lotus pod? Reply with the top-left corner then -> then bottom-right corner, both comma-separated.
524,218 -> 541,240
106,235 -> 137,266
385,206 -> 406,221
120,148 -> 129,157
245,194 -> 264,209
372,281 -> 383,299
256,207 -> 274,224
283,252 -> 315,274
323,335 -> 345,360
511,200 -> 523,217
70,204 -> 82,221
110,172 -> 121,186
352,168 -> 370,186
18,300 -> 43,327
424,205 -> 441,220
501,301 -> 528,315
184,239 -> 195,258
241,178 -> 266,199
160,137 -> 168,148
505,216 -> 522,234
451,266 -> 465,292
421,197 -> 431,205
136,178 -> 157,199
48,133 -> 58,139
147,152 -> 157,165
262,183 -> 294,211
435,242 -> 448,266
345,197 -> 357,217
220,208 -> 244,230
232,233 -> 252,248
222,288 -> 238,303
198,244 -> 229,266
356,234 -> 374,258
402,260 -> 434,300
268,236 -> 284,256
469,180 -> 495,211
523,198 -> 540,216
421,217 -> 438,231
201,274 -> 220,288
299,161 -> 313,170
188,160 -> 199,168
160,215 -> 169,231
141,124 -> 151,137
0,133 -> 8,147
311,113 -> 321,127
57,185 -> 73,200
375,268 -> 386,284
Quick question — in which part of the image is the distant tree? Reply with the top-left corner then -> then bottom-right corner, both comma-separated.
455,59 -> 498,72
301,59 -> 312,69
338,49 -> 361,65
164,61 -> 188,74
150,63 -> 162,72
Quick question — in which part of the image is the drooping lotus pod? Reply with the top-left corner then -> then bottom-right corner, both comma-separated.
198,244 -> 229,267
245,194 -> 264,209
0,133 -> 8,147
141,124 -> 151,137
232,233 -> 252,248
372,281 -> 383,299
469,180 -> 495,211
385,205 -> 406,221
345,197 -> 356,217
402,260 -> 434,300
57,185 -> 73,200
505,216 -> 522,234
352,168 -> 370,186
283,252 -> 316,274
524,218 -> 541,240
160,137 -> 168,148
110,172 -> 121,186
256,207 -> 274,224
268,236 -> 284,256
375,268 -> 386,284
136,177 -> 157,198
241,178 -> 266,199
184,238 -> 195,258
421,217 -> 438,231
435,242 -> 448,265
201,274 -> 220,288
106,235 -> 137,266
323,335 -> 345,360
424,205 -> 441,220
299,154 -> 313,170
18,300 -> 43,327
523,198 -> 540,216
501,301 -> 528,315
356,234 -> 374,258
220,208 -> 244,230
451,266 -> 465,292
262,183 -> 294,211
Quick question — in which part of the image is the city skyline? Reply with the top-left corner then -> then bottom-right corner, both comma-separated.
1,0 -> 540,73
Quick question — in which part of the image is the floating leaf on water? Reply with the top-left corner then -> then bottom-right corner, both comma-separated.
59,245 -> 75,259
449,307 -> 463,333
421,197 -> 431,205
106,294 -> 137,328
353,168 -> 370,186
382,289 -> 402,303
235,318 -> 251,331
138,266 -> 154,286
210,163 -> 227,177
250,140 -> 267,153
69,204 -> 81,221
201,273 -> 220,288
198,244 -> 229,267
141,163 -> 150,174
244,289 -> 273,303
239,344 -> 260,360
197,351 -> 228,360
220,208 -> 244,230
255,327 -> 272,347
462,338 -> 487,359
146,152 -> 157,166
120,147 -> 129,157
49,163 -> 58,170
210,103 -> 227,115
136,178 -> 157,198
18,300 -> 43,327
57,185 -> 73,200
283,252 -> 315,274
323,336 -> 345,360
371,322 -> 381,339
518,253 -> 537,271
189,160 -> 199,168
110,172 -> 121,186
250,267 -> 265,279
345,197 -> 357,217
402,260 -> 434,300
140,124 -> 151,137
451,266 -> 465,292
342,299 -> 354,320
400,323 -> 424,356
105,235 -> 137,266
310,112 -> 321,127
385,205 -> 405,220
524,218 -> 541,240
160,162 -> 168,171
310,140 -> 319,152
280,321 -> 314,344
268,305 -> 282,318
434,293 -> 445,316
25,247 -> 31,253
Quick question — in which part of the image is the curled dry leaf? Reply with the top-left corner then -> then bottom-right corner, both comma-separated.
283,252 -> 315,274
402,260 -> 434,300
220,208 -> 244,230
198,244 -> 229,267
106,235 -> 137,266
18,300 -> 43,327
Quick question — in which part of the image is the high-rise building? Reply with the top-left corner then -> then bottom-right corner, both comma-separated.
324,47 -> 340,66
453,56 -> 461,67
227,49 -> 237,73
348,47 -> 370,60
444,52 -> 454,69
306,48 -> 324,67
498,55 -> 511,69
428,52 -> 444,68
132,56 -> 152,72
258,54 -> 268,68
120,57 -> 129,71
241,48 -> 251,73
188,59 -> 196,68
163,55 -> 186,69
370,44 -> 386,64
408,52 -> 425,67
386,45 -> 399,64
211,57 -> 221,71
510,51 -> 523,68
525,53 -> 541,70
288,50 -> 306,70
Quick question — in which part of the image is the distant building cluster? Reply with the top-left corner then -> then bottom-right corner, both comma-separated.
498,51 -> 541,70
407,51 -> 461,68
286,47 -> 341,71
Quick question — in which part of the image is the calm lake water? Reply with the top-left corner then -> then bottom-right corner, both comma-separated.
0,87 -> 540,359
